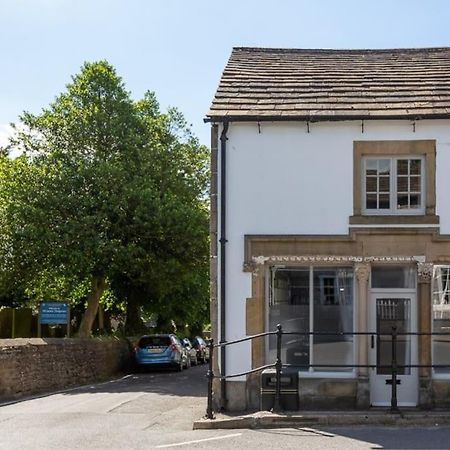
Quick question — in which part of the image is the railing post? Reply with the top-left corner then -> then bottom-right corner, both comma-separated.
390,326 -> 400,414
272,323 -> 283,413
206,339 -> 215,420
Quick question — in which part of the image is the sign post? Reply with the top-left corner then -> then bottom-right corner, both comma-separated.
38,302 -> 70,338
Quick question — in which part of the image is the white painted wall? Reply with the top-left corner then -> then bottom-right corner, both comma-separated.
218,119 -> 450,377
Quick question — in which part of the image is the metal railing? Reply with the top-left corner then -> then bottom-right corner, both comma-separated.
205,324 -> 450,419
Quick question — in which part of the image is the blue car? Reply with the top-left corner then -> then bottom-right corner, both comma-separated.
133,334 -> 189,371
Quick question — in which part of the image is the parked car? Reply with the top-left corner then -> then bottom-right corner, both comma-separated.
191,336 -> 208,364
181,337 -> 198,366
133,334 -> 189,371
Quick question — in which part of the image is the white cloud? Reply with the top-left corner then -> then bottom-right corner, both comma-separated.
0,124 -> 25,158
0,124 -> 13,148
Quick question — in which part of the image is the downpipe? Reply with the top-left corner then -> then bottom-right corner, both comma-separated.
219,120 -> 229,410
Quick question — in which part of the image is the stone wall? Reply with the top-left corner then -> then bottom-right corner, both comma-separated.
0,337 -> 131,401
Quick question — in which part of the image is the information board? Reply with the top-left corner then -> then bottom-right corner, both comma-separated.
39,302 -> 69,325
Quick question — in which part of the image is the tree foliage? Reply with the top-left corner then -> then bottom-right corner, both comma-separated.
0,61 -> 209,336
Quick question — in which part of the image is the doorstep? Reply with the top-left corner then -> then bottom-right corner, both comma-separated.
193,409 -> 450,430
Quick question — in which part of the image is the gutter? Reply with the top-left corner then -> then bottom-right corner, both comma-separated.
203,114 -> 441,123
219,120 -> 229,410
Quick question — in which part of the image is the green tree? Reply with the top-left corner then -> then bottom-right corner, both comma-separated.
112,93 -> 210,334
0,61 -> 209,337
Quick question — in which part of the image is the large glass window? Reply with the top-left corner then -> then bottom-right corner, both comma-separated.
371,266 -> 416,289
269,267 -> 354,373
363,157 -> 424,215
432,266 -> 450,375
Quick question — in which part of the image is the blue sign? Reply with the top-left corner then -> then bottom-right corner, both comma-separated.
39,302 -> 69,325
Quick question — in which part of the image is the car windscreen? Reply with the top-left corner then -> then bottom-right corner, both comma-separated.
138,336 -> 171,348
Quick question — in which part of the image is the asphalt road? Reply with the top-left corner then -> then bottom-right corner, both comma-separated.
1,365 -> 450,449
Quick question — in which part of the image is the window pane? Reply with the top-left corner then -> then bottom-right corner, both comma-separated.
432,267 -> 450,374
410,194 -> 420,208
366,176 -> 377,192
313,268 -> 353,372
269,269 -> 310,371
410,159 -> 421,175
366,159 -> 377,175
410,176 -> 420,192
379,176 -> 390,192
366,194 -> 377,209
397,160 -> 408,175
397,176 -> 408,192
371,266 -> 416,289
379,194 -> 390,209
397,194 -> 409,209
378,159 -> 390,175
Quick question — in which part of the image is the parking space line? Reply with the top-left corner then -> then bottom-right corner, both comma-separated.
155,433 -> 242,448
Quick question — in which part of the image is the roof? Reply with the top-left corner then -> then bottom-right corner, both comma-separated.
206,47 -> 450,122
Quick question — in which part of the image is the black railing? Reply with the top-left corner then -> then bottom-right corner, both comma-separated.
205,324 -> 450,419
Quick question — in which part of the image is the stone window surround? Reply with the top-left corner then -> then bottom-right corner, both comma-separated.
351,140 -> 438,225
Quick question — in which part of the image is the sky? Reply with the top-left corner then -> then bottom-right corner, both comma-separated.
1,0 -> 450,148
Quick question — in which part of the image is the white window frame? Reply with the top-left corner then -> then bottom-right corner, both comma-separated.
362,156 -> 425,216
266,265 -> 356,379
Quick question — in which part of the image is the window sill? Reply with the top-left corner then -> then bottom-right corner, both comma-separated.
349,215 -> 440,225
432,372 -> 450,380
298,370 -> 356,379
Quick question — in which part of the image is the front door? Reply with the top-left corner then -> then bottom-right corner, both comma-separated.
369,292 -> 418,406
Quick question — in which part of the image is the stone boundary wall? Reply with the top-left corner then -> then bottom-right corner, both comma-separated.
0,337 -> 131,401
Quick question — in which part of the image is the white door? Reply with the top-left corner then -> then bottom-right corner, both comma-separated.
369,292 -> 418,406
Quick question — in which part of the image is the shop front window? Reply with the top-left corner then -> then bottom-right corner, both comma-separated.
268,266 -> 354,373
432,266 -> 450,375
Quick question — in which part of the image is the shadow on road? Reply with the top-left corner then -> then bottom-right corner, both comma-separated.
255,426 -> 450,450
323,426 -> 450,450
59,364 -> 208,398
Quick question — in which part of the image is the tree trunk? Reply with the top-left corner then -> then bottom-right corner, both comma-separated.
77,274 -> 106,337
124,287 -> 146,335
98,304 -> 104,332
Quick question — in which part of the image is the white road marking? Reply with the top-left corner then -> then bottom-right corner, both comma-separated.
300,427 -> 335,437
155,433 -> 242,448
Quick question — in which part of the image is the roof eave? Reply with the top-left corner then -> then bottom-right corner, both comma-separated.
204,113 -> 450,124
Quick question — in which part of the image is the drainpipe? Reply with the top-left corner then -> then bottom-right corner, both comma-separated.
219,120 -> 229,410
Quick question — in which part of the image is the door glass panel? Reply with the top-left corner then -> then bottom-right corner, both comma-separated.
376,298 -> 411,375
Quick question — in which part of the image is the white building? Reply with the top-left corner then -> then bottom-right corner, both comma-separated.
206,47 -> 450,410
